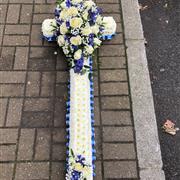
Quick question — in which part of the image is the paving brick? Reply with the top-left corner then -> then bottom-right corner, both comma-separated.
101,111 -> 132,125
100,69 -> 127,82
5,25 -> 30,35
101,96 -> 130,110
47,0 -> 56,3
35,0 -> 46,3
30,47 -> 57,58
56,83 -> 68,97
100,82 -> 129,95
0,145 -> 16,161
6,98 -> 23,127
104,161 -> 137,178
103,13 -> 121,23
96,0 -> 119,3
0,71 -> 26,83
51,162 -> 65,180
54,97 -> 66,127
18,129 -> 35,160
116,23 -> 123,33
103,126 -> 134,142
103,143 -> 136,159
0,47 -> 15,70
33,14 -> 53,24
22,111 -> 53,127
3,35 -> 29,46
24,98 -> 53,111
0,0 -> 9,3
26,72 -> 41,96
20,5 -> 33,23
0,25 -> 4,45
0,129 -> 18,144
14,47 -> 29,70
15,162 -> 49,179
6,5 -> 20,24
95,127 -> 101,160
35,128 -> 51,160
52,144 -> 66,160
94,97 -> 100,126
93,76 -> 99,96
56,71 -> 69,83
0,84 -> 24,97
95,161 -> 102,180
9,0 -> 33,2
99,56 -> 126,69
0,163 -> 14,180
103,33 -> 123,44
97,3 -> 120,13
41,72 -> 55,96
0,5 -> 7,23
34,4 -> 55,13
99,45 -> 125,57
53,128 -> 66,143
31,25 -> 43,45
0,98 -> 8,126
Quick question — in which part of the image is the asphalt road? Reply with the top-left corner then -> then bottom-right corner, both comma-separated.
138,0 -> 180,179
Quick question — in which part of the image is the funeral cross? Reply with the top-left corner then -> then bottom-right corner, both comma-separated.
42,0 -> 116,179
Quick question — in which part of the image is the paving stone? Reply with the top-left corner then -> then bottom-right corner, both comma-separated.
95,127 -> 102,160
0,47 -> 15,70
6,98 -> 23,127
47,0 -> 56,3
103,143 -> 136,160
22,111 -> 53,128
51,162 -> 65,180
95,161 -> 102,180
33,14 -> 53,24
0,145 -> 16,161
94,97 -> 100,126
41,72 -> 55,96
15,162 -> 49,179
6,5 -> 20,24
5,25 -> 30,35
56,71 -> 69,83
35,0 -> 46,3
97,3 -> 120,13
14,47 -> 29,70
0,129 -> 18,144
18,129 -> 35,160
53,128 -> 66,143
31,25 -> 43,45
99,45 -> 125,57
93,76 -> 99,96
0,0 -> 8,3
99,56 -> 126,69
101,110 -> 132,125
116,23 -> 123,33
34,4 -> 55,13
0,71 -> 26,83
101,96 -> 130,109
0,25 -> 4,45
30,47 -> 57,58
0,5 -> 7,23
104,161 -> 137,178
0,98 -> 8,126
103,126 -> 134,142
3,35 -> 29,46
0,163 -> 14,180
54,97 -> 66,127
52,144 -> 66,160
24,98 -> 53,111
56,83 -> 68,97
9,0 -> 33,3
26,72 -> 41,96
100,82 -> 129,95
103,34 -> 123,45
96,0 -> 119,3
20,5 -> 33,23
35,128 -> 51,160
100,69 -> 127,82
0,84 -> 24,97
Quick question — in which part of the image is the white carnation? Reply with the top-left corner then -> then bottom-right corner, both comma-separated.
42,19 -> 56,37
102,17 -> 117,35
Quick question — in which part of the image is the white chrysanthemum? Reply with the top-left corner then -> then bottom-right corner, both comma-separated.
68,7 -> 79,16
60,9 -> 69,20
42,19 -> 56,37
70,35 -> 82,45
102,17 -> 117,35
74,49 -> 82,60
60,22 -> 68,34
85,45 -> 94,54
57,35 -> 65,46
70,17 -> 83,29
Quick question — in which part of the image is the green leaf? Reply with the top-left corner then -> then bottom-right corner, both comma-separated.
70,149 -> 75,158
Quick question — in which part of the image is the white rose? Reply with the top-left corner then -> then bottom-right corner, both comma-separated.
60,22 -> 68,34
74,49 -> 82,60
94,38 -> 102,46
102,17 -> 117,35
85,45 -> 94,54
70,35 -> 82,46
60,9 -> 69,20
70,17 -> 83,29
84,0 -> 95,9
57,35 -> 65,46
42,19 -> 56,37
68,7 -> 78,16
82,26 -> 92,36
91,25 -> 99,35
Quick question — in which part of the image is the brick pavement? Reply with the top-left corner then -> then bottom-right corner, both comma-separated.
0,0 -> 139,179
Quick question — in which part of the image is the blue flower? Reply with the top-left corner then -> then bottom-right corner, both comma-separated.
71,170 -> 81,180
88,34 -> 94,46
56,18 -> 63,26
74,58 -> 84,73
66,21 -> 70,28
54,8 -> 60,17
66,0 -> 71,8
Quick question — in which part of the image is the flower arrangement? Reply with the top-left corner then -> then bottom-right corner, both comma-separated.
42,0 -> 116,74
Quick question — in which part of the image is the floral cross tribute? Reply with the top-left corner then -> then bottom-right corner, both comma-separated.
42,0 -> 116,179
